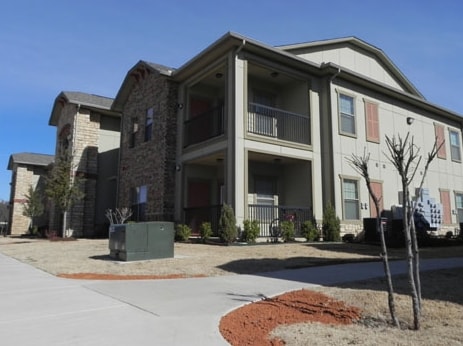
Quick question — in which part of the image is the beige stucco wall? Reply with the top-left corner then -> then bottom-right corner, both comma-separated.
295,46 -> 405,93
329,79 -> 463,234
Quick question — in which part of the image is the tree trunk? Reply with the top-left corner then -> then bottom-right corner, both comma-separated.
62,211 -> 67,238
377,216 -> 400,327
403,189 -> 420,330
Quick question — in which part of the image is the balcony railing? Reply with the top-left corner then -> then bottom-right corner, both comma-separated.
248,204 -> 313,237
248,103 -> 310,145
184,106 -> 224,147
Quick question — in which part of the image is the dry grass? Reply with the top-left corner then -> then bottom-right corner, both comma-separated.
1,236 -> 462,345
272,268 -> 463,345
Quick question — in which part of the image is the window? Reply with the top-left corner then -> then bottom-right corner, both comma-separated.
449,129 -> 461,162
343,179 -> 359,220
365,101 -> 379,143
144,107 -> 154,141
131,185 -> 147,221
455,192 -> 463,223
434,124 -> 446,159
339,94 -> 356,135
129,118 -> 138,148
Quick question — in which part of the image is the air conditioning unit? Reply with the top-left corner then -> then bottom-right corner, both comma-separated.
248,112 -> 277,137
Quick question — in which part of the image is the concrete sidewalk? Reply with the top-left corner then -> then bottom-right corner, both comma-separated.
1,252 -> 462,346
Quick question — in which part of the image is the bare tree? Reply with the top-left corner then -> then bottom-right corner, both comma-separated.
105,208 -> 133,225
385,133 -> 440,330
346,150 -> 400,327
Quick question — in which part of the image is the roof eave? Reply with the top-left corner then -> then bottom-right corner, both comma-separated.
111,61 -> 174,112
322,63 -> 463,123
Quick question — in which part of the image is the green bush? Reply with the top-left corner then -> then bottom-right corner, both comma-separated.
322,203 -> 341,242
301,220 -> 318,241
199,222 -> 212,243
175,224 -> 191,242
218,203 -> 237,244
241,219 -> 260,243
280,221 -> 295,242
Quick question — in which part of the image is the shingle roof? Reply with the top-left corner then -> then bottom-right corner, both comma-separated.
7,153 -> 54,170
59,91 -> 114,110
49,91 -> 117,126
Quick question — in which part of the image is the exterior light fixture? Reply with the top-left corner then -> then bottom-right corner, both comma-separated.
406,117 -> 414,125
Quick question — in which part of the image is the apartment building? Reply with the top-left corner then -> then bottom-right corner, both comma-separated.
7,152 -> 54,235
113,32 -> 463,238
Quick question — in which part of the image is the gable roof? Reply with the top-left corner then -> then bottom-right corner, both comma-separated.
278,36 -> 424,99
49,91 -> 116,126
112,60 -> 175,112
7,153 -> 54,170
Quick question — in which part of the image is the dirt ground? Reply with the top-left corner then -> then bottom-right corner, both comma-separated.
1,236 -> 462,345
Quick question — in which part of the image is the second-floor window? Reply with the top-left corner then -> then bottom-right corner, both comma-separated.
339,94 -> 356,136
449,129 -> 461,162
129,117 -> 138,148
145,107 -> 154,142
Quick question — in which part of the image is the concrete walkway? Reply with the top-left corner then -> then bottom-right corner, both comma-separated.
1,252 -> 462,345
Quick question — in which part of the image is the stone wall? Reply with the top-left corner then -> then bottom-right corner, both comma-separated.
9,165 -> 46,235
118,70 -> 178,222
51,104 -> 100,237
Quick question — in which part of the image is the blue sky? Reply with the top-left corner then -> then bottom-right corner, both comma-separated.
1,0 -> 462,201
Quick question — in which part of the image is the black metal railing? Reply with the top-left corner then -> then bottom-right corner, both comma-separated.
184,106 -> 224,147
184,205 -> 222,236
248,103 -> 310,145
247,204 -> 313,237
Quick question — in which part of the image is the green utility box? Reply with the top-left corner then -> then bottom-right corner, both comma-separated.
109,221 -> 174,261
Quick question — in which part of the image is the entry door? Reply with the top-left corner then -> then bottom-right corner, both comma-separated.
369,182 -> 383,218
187,180 -> 210,207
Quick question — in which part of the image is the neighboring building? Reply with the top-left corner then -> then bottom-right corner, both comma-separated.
48,91 -> 121,237
7,152 -> 54,235
113,32 -> 463,237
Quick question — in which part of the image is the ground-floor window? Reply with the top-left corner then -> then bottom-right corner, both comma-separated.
343,178 -> 360,220
455,192 -> 463,223
131,185 -> 147,221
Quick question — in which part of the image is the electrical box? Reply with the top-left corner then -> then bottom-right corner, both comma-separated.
109,221 -> 174,261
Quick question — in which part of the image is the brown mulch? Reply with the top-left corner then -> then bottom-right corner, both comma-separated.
219,289 -> 362,346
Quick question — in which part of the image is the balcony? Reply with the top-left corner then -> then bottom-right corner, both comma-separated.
184,106 -> 224,147
248,103 -> 310,145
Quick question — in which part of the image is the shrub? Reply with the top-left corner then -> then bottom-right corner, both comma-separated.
322,203 -> 341,242
199,222 -> 212,243
301,220 -> 318,241
218,203 -> 237,244
241,219 -> 260,243
175,224 -> 191,242
280,221 -> 295,242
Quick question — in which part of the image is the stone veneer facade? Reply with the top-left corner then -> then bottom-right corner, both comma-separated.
50,98 -> 120,237
8,163 -> 50,235
117,69 -> 178,222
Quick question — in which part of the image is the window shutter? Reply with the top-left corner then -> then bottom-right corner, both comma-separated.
440,190 -> 451,225
434,124 -> 446,159
365,101 -> 379,143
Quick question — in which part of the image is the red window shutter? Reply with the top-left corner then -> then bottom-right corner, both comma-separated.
369,182 -> 383,218
440,190 -> 451,225
365,102 -> 379,143
434,124 -> 446,159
